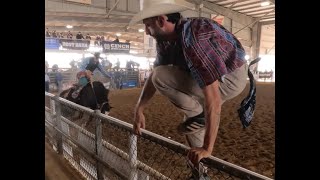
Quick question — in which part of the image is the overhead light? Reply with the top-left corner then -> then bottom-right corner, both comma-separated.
134,43 -> 138,46
116,33 -> 121,36
66,25 -> 73,29
261,0 -> 270,6
245,55 -> 250,60
130,50 -> 138,54
138,29 -> 145,32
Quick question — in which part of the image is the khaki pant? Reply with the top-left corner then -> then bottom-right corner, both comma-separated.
151,64 -> 248,148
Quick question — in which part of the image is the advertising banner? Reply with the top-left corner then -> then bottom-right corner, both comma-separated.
45,38 -> 60,49
101,41 -> 130,54
59,39 -> 90,50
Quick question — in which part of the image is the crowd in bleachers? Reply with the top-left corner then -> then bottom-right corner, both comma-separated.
45,28 -> 120,46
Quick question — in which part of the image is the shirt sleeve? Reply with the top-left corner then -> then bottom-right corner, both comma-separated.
182,18 -> 245,88
79,57 -> 90,71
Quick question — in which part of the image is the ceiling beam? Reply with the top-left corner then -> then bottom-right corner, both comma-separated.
238,39 -> 252,47
234,5 -> 275,12
45,26 -> 142,34
260,20 -> 275,25
240,6 -> 274,14
105,0 -> 120,18
260,15 -> 275,19
230,1 -> 261,9
218,0 -> 252,6
259,18 -> 275,22
46,0 -> 136,16
253,12 -> 275,17
248,9 -> 275,16
45,16 -> 130,24
197,0 -> 256,25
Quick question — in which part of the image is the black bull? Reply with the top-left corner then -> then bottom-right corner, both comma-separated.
59,81 -> 111,118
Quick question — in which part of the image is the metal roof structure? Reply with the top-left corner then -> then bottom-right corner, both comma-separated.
45,0 -> 275,56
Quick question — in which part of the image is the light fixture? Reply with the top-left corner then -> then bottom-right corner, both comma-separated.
245,55 -> 250,60
66,25 -> 73,29
138,29 -> 145,32
116,33 -> 121,36
260,0 -> 270,7
130,50 -> 138,54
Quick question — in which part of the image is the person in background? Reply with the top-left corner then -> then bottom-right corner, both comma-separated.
85,33 -> 91,40
45,60 -> 49,73
45,72 -> 50,92
71,52 -> 112,98
52,64 -> 63,93
67,31 -> 73,39
76,32 -> 84,39
45,28 -> 51,37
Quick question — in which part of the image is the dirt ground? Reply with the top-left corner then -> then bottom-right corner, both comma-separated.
104,82 -> 275,179
46,82 -> 275,179
45,140 -> 85,180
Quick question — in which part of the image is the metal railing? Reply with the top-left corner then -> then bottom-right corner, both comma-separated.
45,92 -> 273,180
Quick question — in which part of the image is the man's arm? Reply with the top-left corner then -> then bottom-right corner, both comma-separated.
79,58 -> 89,71
97,62 -> 111,78
188,80 -> 222,164
202,80 -> 222,152
133,72 -> 157,135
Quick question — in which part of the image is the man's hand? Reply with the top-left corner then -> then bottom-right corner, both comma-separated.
133,109 -> 145,135
187,147 -> 212,166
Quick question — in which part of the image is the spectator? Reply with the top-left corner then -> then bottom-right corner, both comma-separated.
95,35 -> 101,46
52,64 -> 63,93
59,32 -> 64,39
76,32 -> 84,39
52,30 -> 57,38
113,36 -> 120,43
45,60 -> 49,73
45,28 -> 51,37
85,33 -> 91,40
67,31 -> 73,39
144,69 -> 151,82
45,72 -> 50,92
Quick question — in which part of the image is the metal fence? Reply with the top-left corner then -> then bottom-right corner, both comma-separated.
45,92 -> 273,180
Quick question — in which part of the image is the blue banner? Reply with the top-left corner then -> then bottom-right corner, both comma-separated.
45,38 -> 60,49
59,39 -> 90,50
101,41 -> 130,54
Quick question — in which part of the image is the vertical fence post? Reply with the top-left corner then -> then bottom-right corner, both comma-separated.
49,96 -> 56,150
50,96 -> 56,115
94,110 -> 104,180
53,95 -> 63,154
129,134 -> 138,180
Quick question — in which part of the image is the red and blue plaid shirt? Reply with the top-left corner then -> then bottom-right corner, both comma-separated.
154,17 -> 246,88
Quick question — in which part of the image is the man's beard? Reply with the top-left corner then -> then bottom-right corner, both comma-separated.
153,33 -> 167,42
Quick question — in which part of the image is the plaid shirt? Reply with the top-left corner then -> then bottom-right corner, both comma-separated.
154,17 -> 246,88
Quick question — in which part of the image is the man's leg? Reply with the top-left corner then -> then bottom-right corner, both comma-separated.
152,64 -> 248,178
45,82 -> 49,92
152,66 -> 207,178
57,81 -> 63,94
152,66 -> 204,118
